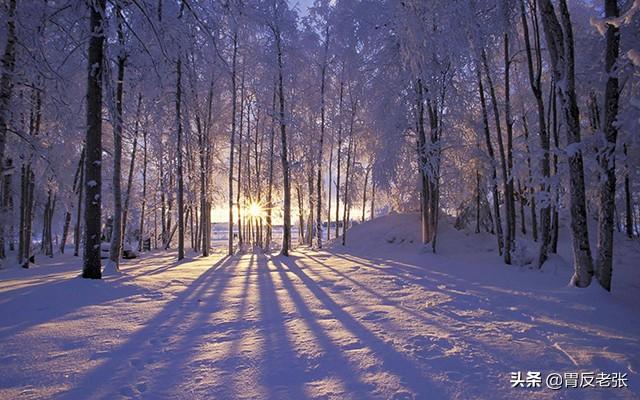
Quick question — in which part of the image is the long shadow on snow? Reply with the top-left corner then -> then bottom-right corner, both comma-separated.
0,273 -> 143,339
145,253 -> 259,398
327,250 -> 640,381
269,255 -> 375,398
275,255 -> 447,398
256,252 -> 309,399
55,255 -> 235,400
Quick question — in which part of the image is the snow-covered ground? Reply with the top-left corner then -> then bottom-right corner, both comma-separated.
1,214 -> 639,399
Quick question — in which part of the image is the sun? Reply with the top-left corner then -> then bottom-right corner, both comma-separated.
247,202 -> 264,218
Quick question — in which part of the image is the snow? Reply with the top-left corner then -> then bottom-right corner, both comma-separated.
1,214 -> 639,399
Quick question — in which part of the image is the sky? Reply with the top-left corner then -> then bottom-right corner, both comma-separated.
288,0 -> 315,15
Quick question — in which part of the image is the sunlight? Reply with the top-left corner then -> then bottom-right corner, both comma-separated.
247,202 -> 265,218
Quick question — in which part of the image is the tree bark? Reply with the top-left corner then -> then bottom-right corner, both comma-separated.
0,0 -> 17,261
176,58 -> 185,260
595,0 -> 621,291
228,32 -> 238,255
109,4 -> 126,270
476,67 -> 504,255
316,25 -> 330,249
335,80 -> 344,239
266,84 -> 276,248
275,20 -> 291,256
61,149 -> 85,254
482,49 -> 512,264
538,0 -> 594,287
83,0 -> 106,279
520,0 -> 551,266
122,94 -> 142,253
342,97 -> 357,246
138,128 -> 147,252
624,143 -> 633,238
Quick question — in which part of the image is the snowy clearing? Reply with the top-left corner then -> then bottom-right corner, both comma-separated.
1,215 -> 639,399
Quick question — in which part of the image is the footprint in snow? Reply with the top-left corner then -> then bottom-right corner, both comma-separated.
406,334 -> 454,361
361,310 -> 389,322
331,283 -> 351,292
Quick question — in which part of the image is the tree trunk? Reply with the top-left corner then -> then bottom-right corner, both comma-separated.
482,49 -> 512,265
415,79 -> 431,244
228,33 -> 238,255
503,34 -> 516,244
595,0 -> 621,291
83,0 -> 105,279
237,68 -> 245,247
476,66 -> 504,256
522,113 -> 538,242
316,25 -> 330,248
176,58 -> 185,261
275,23 -> 291,256
61,149 -> 85,254
362,165 -> 370,222
74,148 -> 85,257
342,98 -> 356,246
108,5 -> 126,270
297,184 -> 305,245
370,179 -> 375,220
122,94 -> 141,253
520,0 -> 551,263
538,0 -> 594,287
0,0 -> 17,262
335,81 -> 344,240
327,140 -> 333,241
476,170 -> 481,234
624,143 -> 633,238
266,84 -> 276,249
138,128 -> 147,252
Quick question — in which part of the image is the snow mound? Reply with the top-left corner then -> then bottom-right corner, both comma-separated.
331,212 -> 499,260
329,212 -> 421,251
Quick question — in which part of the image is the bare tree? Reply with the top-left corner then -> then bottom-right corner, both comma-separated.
595,0 -> 621,291
83,0 -> 107,279
109,3 -> 127,270
538,0 -> 594,287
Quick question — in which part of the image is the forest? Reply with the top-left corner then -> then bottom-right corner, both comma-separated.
0,0 -> 639,399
